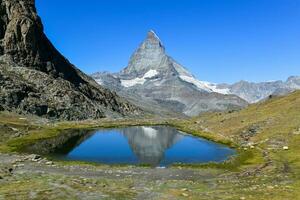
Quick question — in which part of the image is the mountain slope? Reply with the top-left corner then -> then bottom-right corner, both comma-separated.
0,0 -> 140,120
92,31 -> 248,116
193,90 -> 300,176
196,90 -> 300,140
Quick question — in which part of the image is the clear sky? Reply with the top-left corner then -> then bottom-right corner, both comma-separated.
36,0 -> 300,84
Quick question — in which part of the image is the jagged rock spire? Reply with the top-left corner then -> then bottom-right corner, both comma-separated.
121,30 -> 167,76
145,30 -> 165,50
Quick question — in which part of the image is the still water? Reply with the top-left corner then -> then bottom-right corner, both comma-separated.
33,126 -> 235,166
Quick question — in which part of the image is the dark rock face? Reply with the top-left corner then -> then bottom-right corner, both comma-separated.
0,0 -> 141,120
1,0 -> 78,83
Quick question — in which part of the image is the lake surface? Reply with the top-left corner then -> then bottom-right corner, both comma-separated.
32,126 -> 235,166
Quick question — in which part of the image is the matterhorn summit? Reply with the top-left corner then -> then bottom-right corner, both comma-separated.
121,30 -> 167,76
92,30 -> 248,116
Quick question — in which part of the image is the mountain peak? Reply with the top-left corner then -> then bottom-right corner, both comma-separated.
121,30 -> 167,75
144,30 -> 164,48
147,30 -> 160,41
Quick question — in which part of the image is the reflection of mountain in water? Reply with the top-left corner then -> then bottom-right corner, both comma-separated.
122,126 -> 183,166
26,129 -> 96,155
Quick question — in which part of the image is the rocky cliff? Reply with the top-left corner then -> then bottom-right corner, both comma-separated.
0,0 -> 141,120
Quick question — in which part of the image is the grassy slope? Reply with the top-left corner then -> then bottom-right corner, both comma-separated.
0,91 -> 300,199
189,90 -> 300,199
196,90 -> 300,170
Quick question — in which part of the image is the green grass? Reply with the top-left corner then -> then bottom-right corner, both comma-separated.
1,91 -> 300,199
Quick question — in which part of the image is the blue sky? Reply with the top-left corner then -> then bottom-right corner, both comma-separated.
36,0 -> 300,83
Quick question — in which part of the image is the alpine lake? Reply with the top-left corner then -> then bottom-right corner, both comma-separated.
26,126 -> 236,167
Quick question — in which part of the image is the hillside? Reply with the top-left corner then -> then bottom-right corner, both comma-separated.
0,0 -> 141,120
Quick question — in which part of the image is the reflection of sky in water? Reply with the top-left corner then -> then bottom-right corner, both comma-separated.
56,126 -> 235,166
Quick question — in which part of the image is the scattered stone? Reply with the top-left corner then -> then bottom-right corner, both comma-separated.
241,125 -> 260,140
11,127 -> 19,132
240,197 -> 246,200
181,193 -> 189,197
27,154 -> 42,162
267,186 -> 274,189
13,132 -> 22,137
283,146 -> 289,150
46,161 -> 54,165
16,164 -> 24,167
293,128 -> 300,135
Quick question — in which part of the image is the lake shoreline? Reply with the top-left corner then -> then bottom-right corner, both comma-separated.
0,113 -> 248,169
0,111 -> 298,199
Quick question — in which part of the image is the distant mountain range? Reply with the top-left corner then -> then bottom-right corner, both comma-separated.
219,77 -> 300,103
92,31 -> 248,117
92,30 -> 299,116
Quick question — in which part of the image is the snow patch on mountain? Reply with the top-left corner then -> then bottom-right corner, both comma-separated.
121,69 -> 159,87
179,75 -> 230,94
95,78 -> 103,85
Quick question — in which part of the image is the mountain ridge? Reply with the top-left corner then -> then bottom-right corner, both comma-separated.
222,76 -> 300,103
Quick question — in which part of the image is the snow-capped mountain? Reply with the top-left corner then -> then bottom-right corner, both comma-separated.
118,30 -> 230,94
222,76 -> 300,103
92,30 -> 247,116
92,31 -> 300,115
